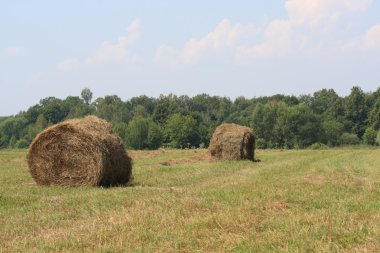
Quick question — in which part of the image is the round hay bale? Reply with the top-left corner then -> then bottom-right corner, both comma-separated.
27,116 -> 132,186
209,123 -> 255,161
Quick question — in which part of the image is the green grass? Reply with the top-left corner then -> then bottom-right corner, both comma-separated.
1,148 -> 380,252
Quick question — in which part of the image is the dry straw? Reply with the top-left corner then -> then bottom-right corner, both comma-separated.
209,123 -> 255,161
27,116 -> 132,186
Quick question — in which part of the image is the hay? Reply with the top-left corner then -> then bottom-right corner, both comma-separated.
209,123 -> 255,161
27,116 -> 132,186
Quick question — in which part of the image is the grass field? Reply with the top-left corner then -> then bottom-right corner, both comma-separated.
1,148 -> 380,252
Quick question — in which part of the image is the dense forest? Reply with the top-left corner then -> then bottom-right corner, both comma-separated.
1,86 -> 380,150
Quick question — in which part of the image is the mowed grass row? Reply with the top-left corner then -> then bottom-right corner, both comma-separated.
1,148 -> 380,252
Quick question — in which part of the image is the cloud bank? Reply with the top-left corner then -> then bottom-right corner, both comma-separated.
56,19 -> 141,71
56,1 -> 380,70
85,20 -> 141,65
156,0 -> 379,65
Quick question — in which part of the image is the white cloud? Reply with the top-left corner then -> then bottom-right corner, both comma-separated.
343,23 -> 380,52
363,24 -> 380,51
156,18 -> 294,64
236,19 -> 291,61
85,19 -> 141,65
55,19 -> 141,71
244,0 -> 374,60
285,0 -> 372,28
56,58 -> 81,71
155,19 -> 259,65
181,19 -> 241,63
239,0 -> 374,61
154,1 -> 375,66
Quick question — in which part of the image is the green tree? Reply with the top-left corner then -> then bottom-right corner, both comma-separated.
147,121 -> 163,149
81,88 -> 93,105
0,116 -> 28,148
15,139 -> 30,148
340,133 -> 360,145
133,104 -> 148,117
152,94 -> 183,124
63,96 -> 94,119
345,87 -> 369,137
272,102 -> 294,148
66,103 -> 93,119
291,104 -> 323,148
93,95 -> 129,123
23,105 -> 42,124
252,103 -> 277,148
197,123 -> 211,148
40,97 -> 66,124
363,128 -> 377,146
129,95 -> 156,114
311,89 -> 344,119
377,130 -> 380,145
165,113 -> 199,148
252,102 -> 321,149
126,116 -> 149,149
322,120 -> 344,146
27,114 -> 48,141
112,122 -> 129,146
9,135 -> 17,148
369,96 -> 380,130
226,97 -> 254,126
125,116 -> 163,150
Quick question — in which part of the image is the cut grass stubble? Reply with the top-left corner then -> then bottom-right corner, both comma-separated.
1,148 -> 380,252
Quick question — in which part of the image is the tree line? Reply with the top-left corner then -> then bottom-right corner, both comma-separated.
1,86 -> 380,150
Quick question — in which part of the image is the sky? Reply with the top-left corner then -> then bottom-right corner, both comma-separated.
1,0 -> 380,116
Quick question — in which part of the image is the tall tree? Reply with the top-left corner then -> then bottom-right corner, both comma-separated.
81,88 -> 93,105
345,86 -> 369,137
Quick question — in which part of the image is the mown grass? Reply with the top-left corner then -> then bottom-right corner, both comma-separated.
0,148 -> 380,252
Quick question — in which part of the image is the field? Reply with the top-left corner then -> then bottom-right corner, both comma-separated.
1,148 -> 380,252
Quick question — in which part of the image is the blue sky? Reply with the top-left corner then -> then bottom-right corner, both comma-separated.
1,0 -> 380,116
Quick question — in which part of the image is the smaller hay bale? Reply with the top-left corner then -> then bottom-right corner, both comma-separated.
27,116 -> 132,186
209,123 -> 255,161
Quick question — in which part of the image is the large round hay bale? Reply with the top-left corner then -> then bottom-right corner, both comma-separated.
209,123 -> 255,161
27,116 -> 132,186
